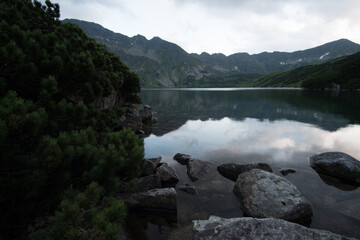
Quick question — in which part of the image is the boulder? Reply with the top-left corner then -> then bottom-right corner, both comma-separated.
135,174 -> 162,192
139,105 -> 153,122
118,188 -> 177,211
310,152 -> 360,185
173,153 -> 192,165
186,158 -> 212,182
118,108 -> 143,132
193,216 -> 357,240
151,112 -> 158,124
141,156 -> 162,176
217,163 -> 273,181
233,169 -> 312,225
156,163 -> 179,187
279,168 -> 297,176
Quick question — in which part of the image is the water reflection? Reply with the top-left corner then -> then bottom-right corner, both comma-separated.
145,117 -> 360,162
140,89 -> 360,239
140,89 -> 360,136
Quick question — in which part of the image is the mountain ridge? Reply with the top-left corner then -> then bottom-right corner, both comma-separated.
64,19 -> 360,87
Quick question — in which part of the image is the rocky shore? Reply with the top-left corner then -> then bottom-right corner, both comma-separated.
118,150 -> 360,239
118,105 -> 158,136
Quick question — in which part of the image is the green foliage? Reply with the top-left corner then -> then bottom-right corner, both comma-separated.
245,52 -> 360,89
30,182 -> 127,240
0,0 -> 144,239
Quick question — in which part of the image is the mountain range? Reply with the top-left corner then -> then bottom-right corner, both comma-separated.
64,19 -> 360,88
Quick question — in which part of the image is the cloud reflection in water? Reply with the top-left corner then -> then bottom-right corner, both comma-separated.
144,117 -> 360,163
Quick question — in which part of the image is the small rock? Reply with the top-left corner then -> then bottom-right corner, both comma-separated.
193,216 -> 357,240
156,163 -> 180,187
177,184 -> 198,195
173,153 -> 192,165
186,158 -> 212,182
217,163 -> 273,181
310,152 -> 360,185
233,169 -> 313,225
118,188 -> 177,211
279,168 -> 296,176
141,156 -> 162,176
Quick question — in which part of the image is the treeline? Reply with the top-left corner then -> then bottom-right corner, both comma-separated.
0,0 -> 144,239
244,52 -> 360,89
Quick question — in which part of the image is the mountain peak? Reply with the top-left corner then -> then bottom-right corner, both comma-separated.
67,19 -> 360,87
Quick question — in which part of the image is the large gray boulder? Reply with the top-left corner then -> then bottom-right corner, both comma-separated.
118,188 -> 177,211
186,158 -> 212,182
233,169 -> 312,225
310,152 -> 360,185
193,216 -> 357,240
156,163 -> 179,187
217,163 -> 273,181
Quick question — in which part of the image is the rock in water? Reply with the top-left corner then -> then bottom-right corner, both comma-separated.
217,163 -> 273,181
173,153 -> 192,165
177,184 -> 198,195
233,169 -> 312,225
156,163 -> 179,187
279,168 -> 297,176
310,152 -> 360,185
193,216 -> 357,240
186,158 -> 211,182
118,188 -> 177,211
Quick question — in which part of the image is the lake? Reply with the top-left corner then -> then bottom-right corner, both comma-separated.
130,88 -> 360,239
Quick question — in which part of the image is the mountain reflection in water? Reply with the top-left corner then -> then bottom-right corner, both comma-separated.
138,89 -> 360,240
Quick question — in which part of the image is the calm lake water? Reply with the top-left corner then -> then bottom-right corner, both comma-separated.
132,88 -> 360,239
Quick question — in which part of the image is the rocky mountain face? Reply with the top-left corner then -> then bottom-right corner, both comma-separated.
65,19 -> 360,87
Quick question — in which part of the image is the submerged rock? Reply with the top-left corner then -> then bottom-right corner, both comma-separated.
118,188 -> 177,211
279,168 -> 297,176
233,169 -> 313,225
186,158 -> 212,182
310,152 -> 360,185
217,163 -> 273,181
331,198 -> 360,221
156,163 -> 179,187
193,216 -> 357,240
177,184 -> 198,195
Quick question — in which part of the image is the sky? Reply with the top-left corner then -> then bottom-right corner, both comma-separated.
52,0 -> 360,55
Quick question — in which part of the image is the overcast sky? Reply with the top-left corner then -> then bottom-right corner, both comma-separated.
53,0 -> 360,55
